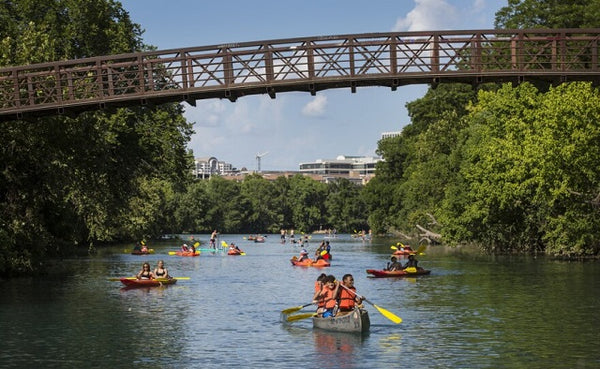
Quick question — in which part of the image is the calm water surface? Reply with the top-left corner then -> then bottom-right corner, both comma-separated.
0,235 -> 598,368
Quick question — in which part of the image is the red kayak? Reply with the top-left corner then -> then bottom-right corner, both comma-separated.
119,278 -> 177,287
227,249 -> 244,255
290,256 -> 330,267
366,268 -> 430,278
174,250 -> 200,257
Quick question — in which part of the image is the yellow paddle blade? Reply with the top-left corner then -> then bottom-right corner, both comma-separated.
415,244 -> 427,254
286,312 -> 317,322
373,304 -> 402,324
221,241 -> 228,247
390,245 -> 398,250
168,251 -> 177,255
240,252 -> 246,256
281,306 -> 304,315
194,242 -> 200,247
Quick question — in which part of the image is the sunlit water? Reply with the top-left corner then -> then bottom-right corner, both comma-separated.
1,235 -> 598,368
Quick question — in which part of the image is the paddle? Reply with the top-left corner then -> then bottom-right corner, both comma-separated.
281,302 -> 315,315
108,277 -> 190,281
339,284 -> 402,324
286,312 -> 317,322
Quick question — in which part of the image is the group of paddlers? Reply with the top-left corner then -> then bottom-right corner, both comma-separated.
312,273 -> 363,318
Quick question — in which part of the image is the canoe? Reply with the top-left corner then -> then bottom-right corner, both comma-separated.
131,248 -> 154,255
312,308 -> 370,333
119,278 -> 177,287
174,250 -> 200,257
366,268 -> 431,278
290,256 -> 330,267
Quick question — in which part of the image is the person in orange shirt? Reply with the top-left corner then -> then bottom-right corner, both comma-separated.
313,274 -> 339,317
337,274 -> 363,315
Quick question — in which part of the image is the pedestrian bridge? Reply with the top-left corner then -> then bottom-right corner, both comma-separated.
1,28 -> 599,121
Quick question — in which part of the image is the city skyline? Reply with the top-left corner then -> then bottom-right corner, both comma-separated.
119,0 -> 504,170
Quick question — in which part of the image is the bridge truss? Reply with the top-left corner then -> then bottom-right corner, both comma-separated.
1,28 -> 599,121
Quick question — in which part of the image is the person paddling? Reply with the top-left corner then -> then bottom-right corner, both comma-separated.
336,274 -> 363,315
298,248 -> 310,262
136,262 -> 155,280
153,260 -> 171,279
312,275 -> 339,317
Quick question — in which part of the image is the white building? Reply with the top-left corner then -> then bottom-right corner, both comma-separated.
299,155 -> 381,177
193,157 -> 238,179
381,131 -> 402,139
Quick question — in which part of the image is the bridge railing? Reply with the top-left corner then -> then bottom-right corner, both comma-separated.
1,29 -> 599,120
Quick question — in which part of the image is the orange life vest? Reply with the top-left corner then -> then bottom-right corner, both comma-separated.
338,286 -> 356,310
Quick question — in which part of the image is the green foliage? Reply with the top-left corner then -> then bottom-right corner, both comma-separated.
495,0 -> 600,29
0,0 -> 192,276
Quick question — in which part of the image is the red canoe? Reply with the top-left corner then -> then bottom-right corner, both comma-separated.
119,278 -> 177,287
366,268 -> 431,278
290,256 -> 330,267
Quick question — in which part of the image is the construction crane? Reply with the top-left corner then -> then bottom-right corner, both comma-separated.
256,152 -> 269,172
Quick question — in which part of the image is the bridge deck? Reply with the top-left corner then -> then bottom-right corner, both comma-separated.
1,28 -> 599,121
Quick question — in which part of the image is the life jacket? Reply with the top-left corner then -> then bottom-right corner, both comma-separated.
314,281 -> 325,308
322,286 -> 337,309
338,286 -> 356,310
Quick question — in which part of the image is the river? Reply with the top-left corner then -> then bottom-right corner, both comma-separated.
0,235 -> 598,368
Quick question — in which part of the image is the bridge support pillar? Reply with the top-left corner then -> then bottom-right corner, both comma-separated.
309,84 -> 316,96
225,90 -> 237,102
351,82 -> 357,93
266,87 -> 276,99
391,79 -> 399,91
183,94 -> 196,106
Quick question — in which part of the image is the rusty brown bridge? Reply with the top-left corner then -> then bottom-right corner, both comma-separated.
1,28 -> 600,121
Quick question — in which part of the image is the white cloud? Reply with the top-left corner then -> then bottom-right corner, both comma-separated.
302,94 -> 327,116
393,0 -> 458,31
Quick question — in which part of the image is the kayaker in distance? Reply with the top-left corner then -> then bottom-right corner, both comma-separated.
297,248 -> 310,262
136,262 -> 155,280
181,243 -> 189,252
404,254 -> 418,270
386,256 -> 403,271
210,230 -> 218,249
153,260 -> 170,279
336,274 -> 364,316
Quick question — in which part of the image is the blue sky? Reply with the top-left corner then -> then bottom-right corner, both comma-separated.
119,0 -> 506,171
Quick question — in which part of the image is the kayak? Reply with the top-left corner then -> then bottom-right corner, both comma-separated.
254,237 -> 265,243
313,307 -> 370,333
119,278 -> 177,287
131,248 -> 154,255
366,268 -> 431,278
174,250 -> 200,257
227,249 -> 244,255
290,256 -> 330,267
392,249 -> 415,256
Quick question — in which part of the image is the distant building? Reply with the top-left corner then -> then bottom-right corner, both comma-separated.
299,155 -> 381,178
381,131 -> 402,139
192,157 -> 238,179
